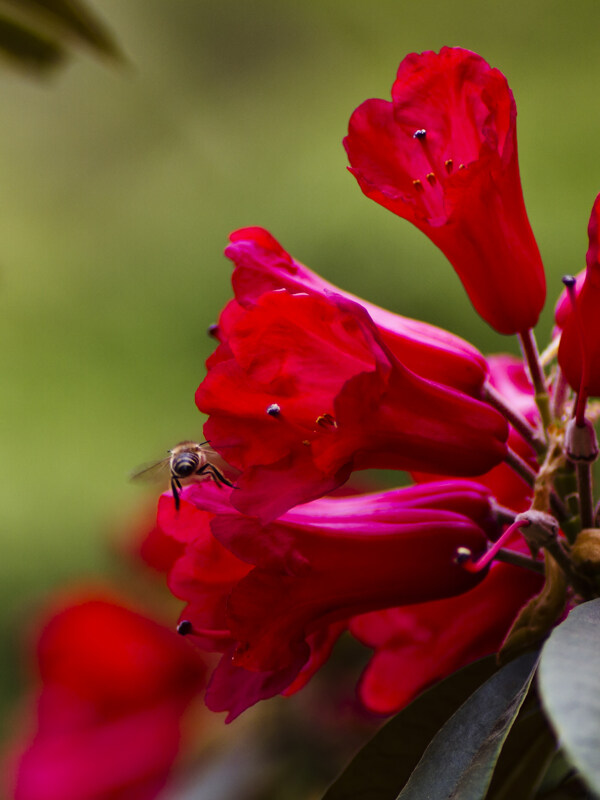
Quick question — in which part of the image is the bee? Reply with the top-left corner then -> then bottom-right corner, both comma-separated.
133,441 -> 238,510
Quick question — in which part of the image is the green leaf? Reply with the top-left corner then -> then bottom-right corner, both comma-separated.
6,0 -> 121,58
486,697 -> 556,800
397,650 -> 539,800
538,598 -> 600,798
322,656 -> 499,800
536,750 -> 592,799
0,0 -> 121,75
0,14 -> 63,72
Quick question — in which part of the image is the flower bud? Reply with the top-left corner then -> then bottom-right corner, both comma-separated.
564,417 -> 599,462
571,528 -> 600,569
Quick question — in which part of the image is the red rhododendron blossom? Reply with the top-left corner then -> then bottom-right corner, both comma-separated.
350,560 -> 543,715
413,354 -> 538,512
344,47 -> 546,335
214,494 -> 490,674
474,354 -> 539,510
163,482 -> 494,686
223,226 -> 488,395
558,193 -> 600,398
8,596 -> 206,800
158,491 -> 346,721
196,289 -> 508,520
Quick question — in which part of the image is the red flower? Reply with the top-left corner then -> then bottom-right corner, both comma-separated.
197,289 -> 508,520
159,491 -> 345,721
554,270 -> 584,332
8,595 -> 205,800
350,560 -> 542,715
216,491 -> 490,674
224,226 -> 488,395
160,480 -> 496,719
558,193 -> 600,398
344,47 -> 545,335
412,354 -> 538,512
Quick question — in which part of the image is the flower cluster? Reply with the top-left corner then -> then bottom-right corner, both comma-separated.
12,48 -> 600,800
142,47 -> 600,724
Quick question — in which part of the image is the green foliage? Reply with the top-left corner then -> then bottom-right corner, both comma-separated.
323,654 -> 544,800
323,657 -> 498,800
539,599 -> 600,798
0,0 -> 120,73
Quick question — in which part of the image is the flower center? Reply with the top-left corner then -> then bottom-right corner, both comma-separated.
409,128 -> 466,222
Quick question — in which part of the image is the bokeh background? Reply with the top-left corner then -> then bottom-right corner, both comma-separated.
2,0 -> 600,755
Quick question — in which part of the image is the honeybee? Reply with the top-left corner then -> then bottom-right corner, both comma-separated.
133,441 -> 238,510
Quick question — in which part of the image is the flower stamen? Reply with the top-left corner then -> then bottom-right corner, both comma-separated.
457,518 -> 530,573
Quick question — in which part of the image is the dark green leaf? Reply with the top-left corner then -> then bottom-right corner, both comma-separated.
0,14 -> 63,72
4,0 -> 121,59
397,651 -> 539,800
322,656 -> 499,800
486,697 -> 556,800
538,598 -> 600,798
536,750 -> 594,799
0,0 -> 121,75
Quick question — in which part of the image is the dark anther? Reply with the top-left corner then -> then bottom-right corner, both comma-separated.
177,620 -> 193,636
266,403 -> 281,417
207,324 -> 219,338
562,275 -> 576,288
413,129 -> 427,139
316,413 -> 337,429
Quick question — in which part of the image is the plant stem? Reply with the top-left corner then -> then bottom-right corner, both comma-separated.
519,329 -> 551,429
484,383 -> 546,455
551,367 -> 569,421
493,548 -> 545,575
576,460 -> 595,530
505,448 -> 537,486
505,449 -> 569,522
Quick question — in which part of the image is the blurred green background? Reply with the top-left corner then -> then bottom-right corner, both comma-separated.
1,0 -> 600,731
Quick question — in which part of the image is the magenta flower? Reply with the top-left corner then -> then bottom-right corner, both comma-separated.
158,480 -> 496,719
344,47 -> 546,335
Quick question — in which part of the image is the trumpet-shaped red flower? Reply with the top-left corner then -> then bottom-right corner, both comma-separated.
159,490 -> 347,721
412,354 -> 538,512
8,595 -> 206,800
197,289 -> 508,520
558,193 -> 600,398
344,47 -> 545,335
159,480 -> 496,719
223,226 -> 488,395
350,560 -> 542,715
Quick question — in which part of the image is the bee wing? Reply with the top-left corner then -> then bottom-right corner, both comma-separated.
130,457 -> 171,483
200,444 -> 241,481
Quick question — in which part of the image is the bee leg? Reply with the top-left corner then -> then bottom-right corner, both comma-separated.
205,464 -> 236,489
171,477 -> 182,511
